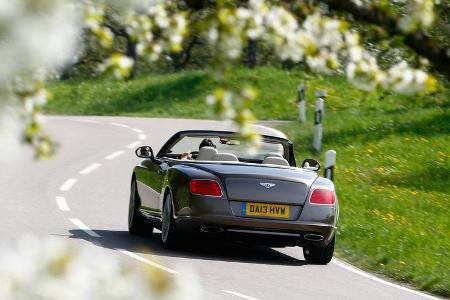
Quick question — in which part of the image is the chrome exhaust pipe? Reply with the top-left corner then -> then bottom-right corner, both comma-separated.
200,226 -> 223,233
304,233 -> 324,242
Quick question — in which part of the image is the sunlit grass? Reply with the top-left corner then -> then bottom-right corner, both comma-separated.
280,91 -> 449,297
47,67 -> 450,296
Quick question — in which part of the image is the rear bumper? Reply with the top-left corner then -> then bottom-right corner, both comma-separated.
174,215 -> 336,247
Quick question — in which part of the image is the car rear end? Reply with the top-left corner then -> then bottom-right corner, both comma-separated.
171,163 -> 338,248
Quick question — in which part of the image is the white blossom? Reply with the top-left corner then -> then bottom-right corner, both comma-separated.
124,3 -> 187,61
0,236 -> 203,300
399,0 -> 435,32
98,53 -> 134,79
0,0 -> 81,83
0,0 -> 439,160
385,61 -> 435,94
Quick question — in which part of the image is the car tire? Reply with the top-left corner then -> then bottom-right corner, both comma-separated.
161,193 -> 179,249
128,179 -> 153,236
303,235 -> 335,265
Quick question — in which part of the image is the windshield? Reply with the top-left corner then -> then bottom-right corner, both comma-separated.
166,135 -> 285,161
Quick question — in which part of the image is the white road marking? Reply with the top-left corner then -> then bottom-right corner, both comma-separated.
49,117 -> 438,300
69,218 -> 101,238
105,150 -> 124,160
331,258 -> 438,299
59,178 -> 78,191
69,119 -> 100,124
111,122 -> 129,128
55,196 -> 70,211
131,128 -> 143,133
79,163 -> 102,174
127,141 -> 141,149
222,290 -> 259,300
118,249 -> 179,275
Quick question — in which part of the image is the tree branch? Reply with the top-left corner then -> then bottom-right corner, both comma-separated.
103,14 -> 127,37
180,35 -> 199,68
322,0 -> 450,80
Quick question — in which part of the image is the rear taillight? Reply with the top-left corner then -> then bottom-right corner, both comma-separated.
309,189 -> 335,205
190,180 -> 222,197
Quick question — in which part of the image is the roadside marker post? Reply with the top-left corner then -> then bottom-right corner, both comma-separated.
298,83 -> 306,122
313,90 -> 326,153
324,150 -> 336,181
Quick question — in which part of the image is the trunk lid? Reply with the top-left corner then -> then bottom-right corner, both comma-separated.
193,163 -> 317,205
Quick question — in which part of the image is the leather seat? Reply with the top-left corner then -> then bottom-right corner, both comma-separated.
262,156 -> 289,166
196,146 -> 218,160
212,153 -> 239,162
264,152 -> 283,159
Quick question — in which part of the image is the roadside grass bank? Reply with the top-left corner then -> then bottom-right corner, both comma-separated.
47,67 -> 375,120
47,67 -> 450,296
279,94 -> 449,297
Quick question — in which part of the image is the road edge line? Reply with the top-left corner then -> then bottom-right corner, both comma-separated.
222,290 -> 259,300
69,218 -> 101,238
117,249 -> 179,275
331,258 -> 439,299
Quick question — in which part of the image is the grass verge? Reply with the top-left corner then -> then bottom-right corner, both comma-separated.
47,67 -> 450,296
47,67 -> 373,120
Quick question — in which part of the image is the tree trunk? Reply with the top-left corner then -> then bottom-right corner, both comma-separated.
245,39 -> 258,68
126,37 -> 138,79
282,60 -> 293,70
171,36 -> 199,72
59,66 -> 72,80
171,53 -> 183,72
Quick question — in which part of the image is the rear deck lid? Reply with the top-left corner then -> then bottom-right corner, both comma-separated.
226,177 -> 308,205
193,163 -> 316,205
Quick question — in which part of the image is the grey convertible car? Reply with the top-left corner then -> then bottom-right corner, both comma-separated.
129,130 -> 338,264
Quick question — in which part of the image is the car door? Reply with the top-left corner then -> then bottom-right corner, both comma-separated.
135,158 -> 167,215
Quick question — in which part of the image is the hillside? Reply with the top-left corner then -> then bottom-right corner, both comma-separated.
47,67 -> 450,296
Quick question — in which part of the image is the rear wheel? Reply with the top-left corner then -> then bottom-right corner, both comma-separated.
128,179 -> 153,236
161,193 -> 179,249
303,235 -> 335,265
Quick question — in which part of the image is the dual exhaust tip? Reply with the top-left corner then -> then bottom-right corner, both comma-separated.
303,233 -> 324,242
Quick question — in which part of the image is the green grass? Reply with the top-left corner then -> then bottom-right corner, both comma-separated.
47,67 -> 356,120
47,67 -> 450,296
281,102 -> 449,297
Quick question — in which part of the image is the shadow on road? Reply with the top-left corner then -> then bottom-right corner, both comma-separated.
68,229 -> 306,266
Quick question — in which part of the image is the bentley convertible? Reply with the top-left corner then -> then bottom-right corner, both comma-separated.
128,130 -> 338,264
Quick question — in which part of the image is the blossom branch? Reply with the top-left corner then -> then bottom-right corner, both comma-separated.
321,0 -> 450,80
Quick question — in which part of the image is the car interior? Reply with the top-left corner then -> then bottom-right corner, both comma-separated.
165,136 -> 290,166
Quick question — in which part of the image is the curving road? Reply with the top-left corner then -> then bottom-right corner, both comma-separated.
0,116 -> 438,300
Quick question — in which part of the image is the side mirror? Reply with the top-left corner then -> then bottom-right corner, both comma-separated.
135,146 -> 154,160
301,158 -> 320,171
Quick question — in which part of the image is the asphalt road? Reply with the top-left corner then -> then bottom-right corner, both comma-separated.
0,116 -> 438,300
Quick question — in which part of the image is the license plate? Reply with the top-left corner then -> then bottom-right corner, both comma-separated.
242,202 -> 289,218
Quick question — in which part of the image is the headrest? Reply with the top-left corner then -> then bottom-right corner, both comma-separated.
196,146 -> 218,161
264,152 -> 283,159
212,153 -> 239,162
262,156 -> 290,166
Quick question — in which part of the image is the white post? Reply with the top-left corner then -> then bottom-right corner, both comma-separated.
324,150 -> 336,181
313,90 -> 326,153
298,83 -> 306,122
